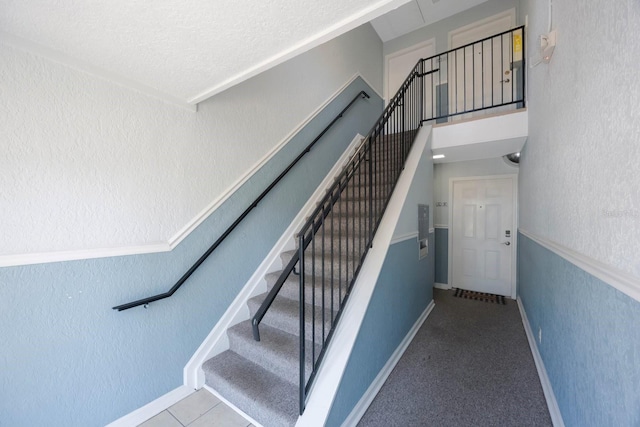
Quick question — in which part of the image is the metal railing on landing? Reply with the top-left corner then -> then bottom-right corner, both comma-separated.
421,26 -> 525,122
112,90 -> 370,312
251,59 -> 430,414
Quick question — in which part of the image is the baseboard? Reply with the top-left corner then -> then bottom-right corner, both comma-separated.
184,134 -> 365,389
517,297 -> 565,427
105,386 -> 193,427
341,300 -> 435,427
434,282 -> 451,290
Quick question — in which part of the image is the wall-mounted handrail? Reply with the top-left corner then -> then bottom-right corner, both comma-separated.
112,90 -> 370,311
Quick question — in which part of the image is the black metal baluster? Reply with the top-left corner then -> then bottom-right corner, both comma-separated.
320,203 -> 325,345
501,33 -> 504,105
311,220 -> 316,371
482,41 -> 485,109
299,232 -> 305,414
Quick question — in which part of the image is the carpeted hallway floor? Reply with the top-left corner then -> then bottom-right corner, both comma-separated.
358,289 -> 552,426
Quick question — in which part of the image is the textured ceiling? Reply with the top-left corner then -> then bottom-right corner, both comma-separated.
370,0 -> 488,42
0,0 -> 488,108
0,0 -> 411,107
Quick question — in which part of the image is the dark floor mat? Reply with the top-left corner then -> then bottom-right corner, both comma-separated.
453,288 -> 506,305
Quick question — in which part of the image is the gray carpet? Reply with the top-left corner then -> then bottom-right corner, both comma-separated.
202,133 -> 412,426
357,289 -> 552,427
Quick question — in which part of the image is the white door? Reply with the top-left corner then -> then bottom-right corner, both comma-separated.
451,177 -> 515,296
448,10 -> 515,120
385,40 -> 435,129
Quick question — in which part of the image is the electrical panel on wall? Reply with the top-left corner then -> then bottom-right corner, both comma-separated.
418,204 -> 429,259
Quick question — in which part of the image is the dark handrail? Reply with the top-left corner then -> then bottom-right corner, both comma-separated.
251,67 -> 419,339
113,90 -> 370,311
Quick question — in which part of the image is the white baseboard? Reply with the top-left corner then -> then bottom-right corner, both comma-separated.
105,386 -> 194,427
184,134 -> 365,389
434,282 -> 450,290
517,297 -> 565,427
341,300 -> 435,427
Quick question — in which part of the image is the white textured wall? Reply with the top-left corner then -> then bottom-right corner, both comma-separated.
519,0 -> 640,278
0,24 -> 383,258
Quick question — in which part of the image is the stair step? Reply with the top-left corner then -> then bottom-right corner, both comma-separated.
281,249 -> 360,280
203,351 -> 298,427
265,271 -> 348,311
337,188 -> 388,202
248,294 -> 336,343
227,321 -> 318,386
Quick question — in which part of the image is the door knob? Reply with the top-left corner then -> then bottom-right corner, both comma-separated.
503,241 -> 511,246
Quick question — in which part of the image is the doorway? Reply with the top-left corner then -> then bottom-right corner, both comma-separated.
447,9 -> 517,120
449,175 -> 517,298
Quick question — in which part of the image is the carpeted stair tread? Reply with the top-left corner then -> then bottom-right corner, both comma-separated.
227,320 -> 318,385
203,351 -> 298,427
280,249 -> 360,279
265,271 -> 346,310
248,293 -> 335,341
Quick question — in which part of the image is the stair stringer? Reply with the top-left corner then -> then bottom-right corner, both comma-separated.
295,124 -> 433,427
184,133 -> 365,390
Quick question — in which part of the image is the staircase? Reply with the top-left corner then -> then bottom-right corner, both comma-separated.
195,26 -> 526,427
202,132 -> 412,426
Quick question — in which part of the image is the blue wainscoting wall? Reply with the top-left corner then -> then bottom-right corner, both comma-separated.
0,78 -> 383,427
434,227 -> 448,285
326,234 -> 434,426
518,232 -> 640,427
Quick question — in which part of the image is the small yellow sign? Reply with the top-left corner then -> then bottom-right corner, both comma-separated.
514,34 -> 522,53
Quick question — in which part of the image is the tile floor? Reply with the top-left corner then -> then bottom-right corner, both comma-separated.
138,389 -> 254,427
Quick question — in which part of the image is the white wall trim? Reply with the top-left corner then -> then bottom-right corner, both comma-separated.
390,232 -> 418,245
295,125 -> 432,427
0,31 -> 197,112
519,229 -> 640,304
0,243 -> 172,268
105,385 -> 194,427
187,0 -> 408,103
168,74 -> 372,251
517,297 -> 565,427
0,74 -> 375,268
184,134 -> 365,389
341,300 -> 435,427
434,282 -> 451,290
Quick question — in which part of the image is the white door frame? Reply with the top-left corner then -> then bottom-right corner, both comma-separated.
447,8 -> 516,50
384,38 -> 435,104
448,174 -> 518,299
